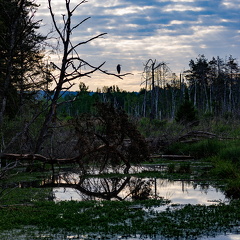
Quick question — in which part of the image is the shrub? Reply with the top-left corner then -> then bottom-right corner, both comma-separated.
225,178 -> 240,199
175,100 -> 198,125
137,118 -> 167,137
190,139 -> 224,158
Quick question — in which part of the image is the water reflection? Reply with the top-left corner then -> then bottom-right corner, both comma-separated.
154,179 -> 228,205
39,172 -> 230,205
43,175 -> 157,201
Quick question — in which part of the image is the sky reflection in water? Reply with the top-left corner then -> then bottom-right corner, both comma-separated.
53,177 -> 229,206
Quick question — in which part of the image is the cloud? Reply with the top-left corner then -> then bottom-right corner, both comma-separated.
89,0 -> 122,8
35,0 -> 240,92
104,6 -> 154,16
159,0 -> 196,2
162,4 -> 204,12
169,20 -> 188,24
221,0 -> 240,9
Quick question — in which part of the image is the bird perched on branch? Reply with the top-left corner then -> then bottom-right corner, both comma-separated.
117,64 -> 121,74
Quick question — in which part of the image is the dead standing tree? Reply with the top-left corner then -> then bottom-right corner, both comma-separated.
35,0 -> 131,153
141,59 -> 173,119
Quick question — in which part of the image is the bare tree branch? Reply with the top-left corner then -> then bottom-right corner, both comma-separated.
67,33 -> 107,54
48,0 -> 64,43
72,17 -> 91,32
35,0 -> 133,152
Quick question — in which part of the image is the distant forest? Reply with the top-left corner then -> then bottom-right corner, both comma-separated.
57,55 -> 240,121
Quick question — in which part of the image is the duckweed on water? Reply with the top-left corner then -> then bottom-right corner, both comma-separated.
0,200 -> 240,239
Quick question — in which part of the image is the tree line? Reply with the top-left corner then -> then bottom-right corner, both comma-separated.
141,55 -> 240,120
57,54 -> 240,123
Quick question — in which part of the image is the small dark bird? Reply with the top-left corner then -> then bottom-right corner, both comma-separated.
117,64 -> 121,74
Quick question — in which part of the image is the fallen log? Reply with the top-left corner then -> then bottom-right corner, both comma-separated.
178,131 -> 217,142
1,153 -> 80,164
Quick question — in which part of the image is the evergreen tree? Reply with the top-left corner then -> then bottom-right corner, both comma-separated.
175,90 -> 198,125
0,0 -> 46,122
186,55 -> 211,113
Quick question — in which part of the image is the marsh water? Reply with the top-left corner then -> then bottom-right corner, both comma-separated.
3,164 -> 240,240
13,164 -> 229,205
52,177 -> 228,206
38,164 -> 230,206
45,166 -> 240,240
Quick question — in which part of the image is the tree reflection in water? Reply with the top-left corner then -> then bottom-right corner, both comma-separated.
40,172 -> 230,205
41,172 -> 158,201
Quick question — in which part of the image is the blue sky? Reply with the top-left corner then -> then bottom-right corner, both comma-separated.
36,0 -> 240,91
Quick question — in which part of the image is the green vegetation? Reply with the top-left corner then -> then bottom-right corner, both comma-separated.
1,115 -> 240,239
175,90 -> 198,125
0,199 -> 240,239
165,137 -> 240,198
166,139 -> 225,158
0,188 -> 51,205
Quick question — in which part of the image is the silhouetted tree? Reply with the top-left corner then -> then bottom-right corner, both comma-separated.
74,102 -> 150,174
186,55 -> 211,113
0,0 -> 45,124
35,0 -> 131,153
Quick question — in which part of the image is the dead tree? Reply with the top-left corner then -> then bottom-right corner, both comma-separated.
35,0 -> 131,153
142,60 -> 173,119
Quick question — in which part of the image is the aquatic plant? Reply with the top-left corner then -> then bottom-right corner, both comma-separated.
1,200 -> 240,239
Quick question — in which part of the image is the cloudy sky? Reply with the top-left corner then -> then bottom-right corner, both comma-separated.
35,0 -> 240,92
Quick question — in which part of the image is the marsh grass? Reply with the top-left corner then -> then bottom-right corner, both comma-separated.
166,139 -> 225,159
178,163 -> 191,174
160,137 -> 240,197
211,120 -> 240,138
211,158 -> 238,179
218,145 -> 240,165
167,163 -> 175,173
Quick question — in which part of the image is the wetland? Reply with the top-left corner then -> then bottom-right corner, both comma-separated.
1,149 -> 240,240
